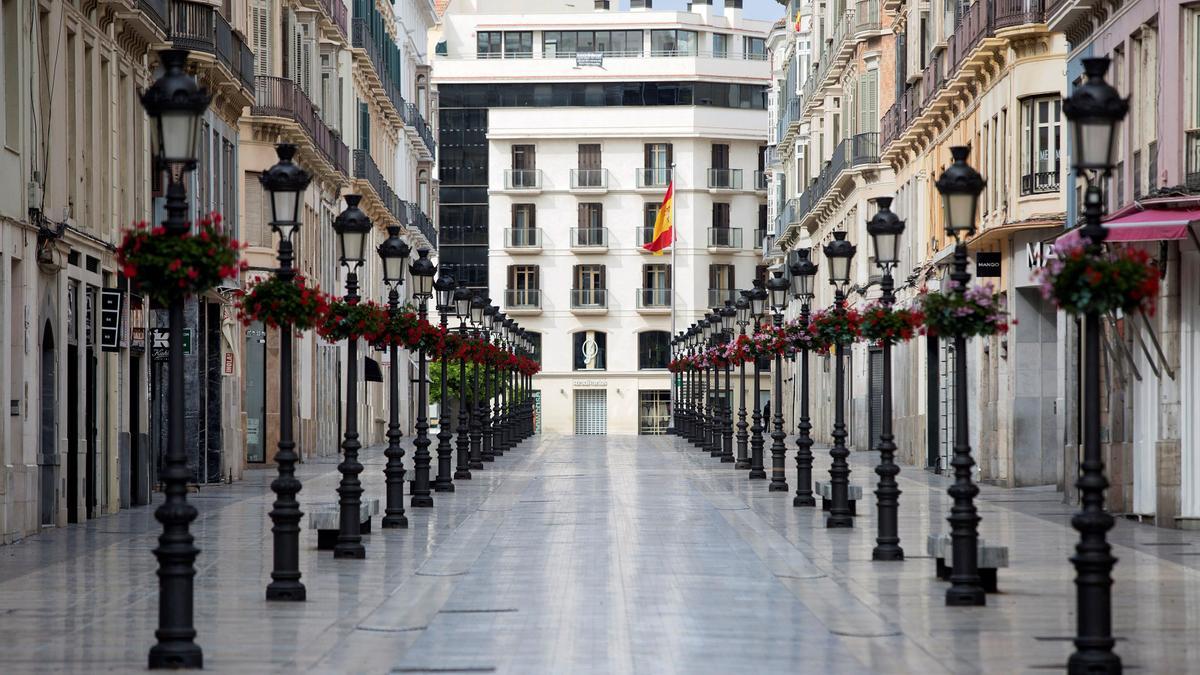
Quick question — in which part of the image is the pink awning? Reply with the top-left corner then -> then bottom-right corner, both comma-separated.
1056,208 -> 1200,247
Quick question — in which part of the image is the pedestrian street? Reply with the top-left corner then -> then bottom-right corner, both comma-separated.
2,434 -> 1199,673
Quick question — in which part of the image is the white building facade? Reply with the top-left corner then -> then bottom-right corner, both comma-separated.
433,0 -> 771,435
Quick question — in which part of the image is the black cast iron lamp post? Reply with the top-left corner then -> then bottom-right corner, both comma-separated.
481,304 -> 498,461
453,286 -> 473,480
767,271 -> 791,492
262,143 -> 312,602
432,273 -> 457,492
1063,56 -> 1128,674
936,146 -> 987,605
332,194 -> 373,560
142,48 -> 209,670
719,303 -> 736,462
867,198 -> 906,560
734,295 -> 752,469
410,249 -> 436,507
823,231 -> 856,528
378,226 -> 410,529
705,313 -> 722,458
748,280 -> 768,479
468,295 -> 486,469
790,250 -> 818,507
492,314 -> 509,457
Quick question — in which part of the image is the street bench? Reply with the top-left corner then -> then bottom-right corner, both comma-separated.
926,533 -> 1008,593
814,481 -> 861,516
308,498 -> 380,550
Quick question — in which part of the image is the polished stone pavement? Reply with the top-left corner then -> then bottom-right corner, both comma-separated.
2,433 -> 1200,674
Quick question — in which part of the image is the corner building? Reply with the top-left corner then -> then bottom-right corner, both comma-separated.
432,0 -> 771,435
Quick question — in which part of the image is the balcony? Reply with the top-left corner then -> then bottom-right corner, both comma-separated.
792,132 -> 880,230
404,201 -> 438,251
299,0 -> 348,42
778,96 -> 802,147
402,100 -> 436,159
799,9 -> 855,117
995,0 -> 1046,30
109,0 -> 168,44
570,169 -> 609,191
504,289 -> 542,314
570,227 -> 609,252
636,168 -> 672,190
854,0 -> 882,35
166,1 -> 255,96
707,168 -> 744,191
1187,130 -> 1200,190
570,289 -> 608,313
707,288 -> 738,308
775,198 -> 799,234
353,150 -> 405,227
1021,171 -> 1060,196
636,288 -> 672,313
753,170 -> 769,192
252,76 -> 349,178
504,169 -> 543,191
707,227 -> 743,250
504,228 -> 542,252
636,226 -> 656,249
351,18 -> 405,126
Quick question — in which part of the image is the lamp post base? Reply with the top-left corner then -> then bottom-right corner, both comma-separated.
265,580 -> 307,602
793,495 -> 816,508
871,545 -> 904,561
381,514 -> 409,529
826,515 -> 853,529
945,585 -> 986,607
149,643 -> 203,671
411,495 -> 434,508
1067,646 -> 1121,675
333,544 -> 366,559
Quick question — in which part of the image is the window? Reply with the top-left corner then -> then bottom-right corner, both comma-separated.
358,100 -> 370,151
2,0 -> 17,146
437,81 -> 768,110
504,31 -> 532,58
711,143 -> 730,170
643,263 -> 671,290
578,143 -> 602,169
1020,96 -> 1062,195
712,203 -> 731,229
713,33 -> 730,58
651,30 -> 697,56
526,331 -> 542,364
512,203 -> 536,230
638,331 -> 671,370
743,36 -> 766,60
758,204 -> 769,239
512,144 -> 536,170
576,143 -> 603,188
1189,10 -> 1200,187
639,390 -> 671,435
709,264 -> 735,288
857,70 -> 878,134
543,30 -> 644,57
578,203 -> 603,229
506,265 -> 540,308
477,31 -> 502,58
643,142 -> 672,186
573,264 -> 607,308
642,203 -> 660,245
417,169 -> 429,214
573,331 -> 607,370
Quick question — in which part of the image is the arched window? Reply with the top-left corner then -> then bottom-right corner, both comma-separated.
416,74 -> 428,116
573,331 -> 606,371
638,331 -> 670,370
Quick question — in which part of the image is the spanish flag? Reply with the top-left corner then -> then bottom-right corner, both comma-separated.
643,181 -> 674,255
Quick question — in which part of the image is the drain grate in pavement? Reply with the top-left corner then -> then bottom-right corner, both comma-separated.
438,608 -> 518,614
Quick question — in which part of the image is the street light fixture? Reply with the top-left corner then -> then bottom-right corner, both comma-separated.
748,280 -> 768,480
378,226 -> 410,530
718,302 -> 737,463
867,198 -> 906,561
767,271 -> 791,492
410,249 -> 436,507
734,294 -> 752,470
262,143 -> 312,603
142,48 -> 209,670
330,195 -> 372,560
935,146 -> 987,607
432,272 -> 458,492
453,285 -> 474,481
1063,56 -> 1128,674
789,250 -> 818,508
823,230 -> 856,529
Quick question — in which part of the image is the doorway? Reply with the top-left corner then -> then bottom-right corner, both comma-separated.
574,389 -> 607,435
40,322 -> 57,526
1132,324 -> 1158,516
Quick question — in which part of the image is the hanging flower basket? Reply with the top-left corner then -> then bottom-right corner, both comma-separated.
807,307 -> 863,353
1034,239 -> 1160,316
317,300 -> 389,343
782,319 -> 816,352
237,275 -> 328,330
918,282 -> 1010,338
117,213 -> 245,305
859,303 -> 924,345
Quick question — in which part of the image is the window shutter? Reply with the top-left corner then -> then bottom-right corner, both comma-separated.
251,0 -> 271,77
244,172 -> 265,248
599,265 -> 607,289
862,71 -> 878,133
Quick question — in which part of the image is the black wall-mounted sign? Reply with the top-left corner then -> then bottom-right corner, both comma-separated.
100,289 -> 123,352
976,251 -> 1002,278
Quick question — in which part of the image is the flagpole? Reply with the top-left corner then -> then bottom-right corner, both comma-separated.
669,162 -> 677,433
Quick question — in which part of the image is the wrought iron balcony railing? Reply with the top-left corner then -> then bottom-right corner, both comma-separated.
1020,171 -> 1060,196
253,76 -> 348,176
636,288 -> 672,309
167,1 -> 254,93
353,150 -> 405,225
570,289 -> 608,309
504,228 -> 542,248
707,227 -> 743,249
708,168 -> 744,190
